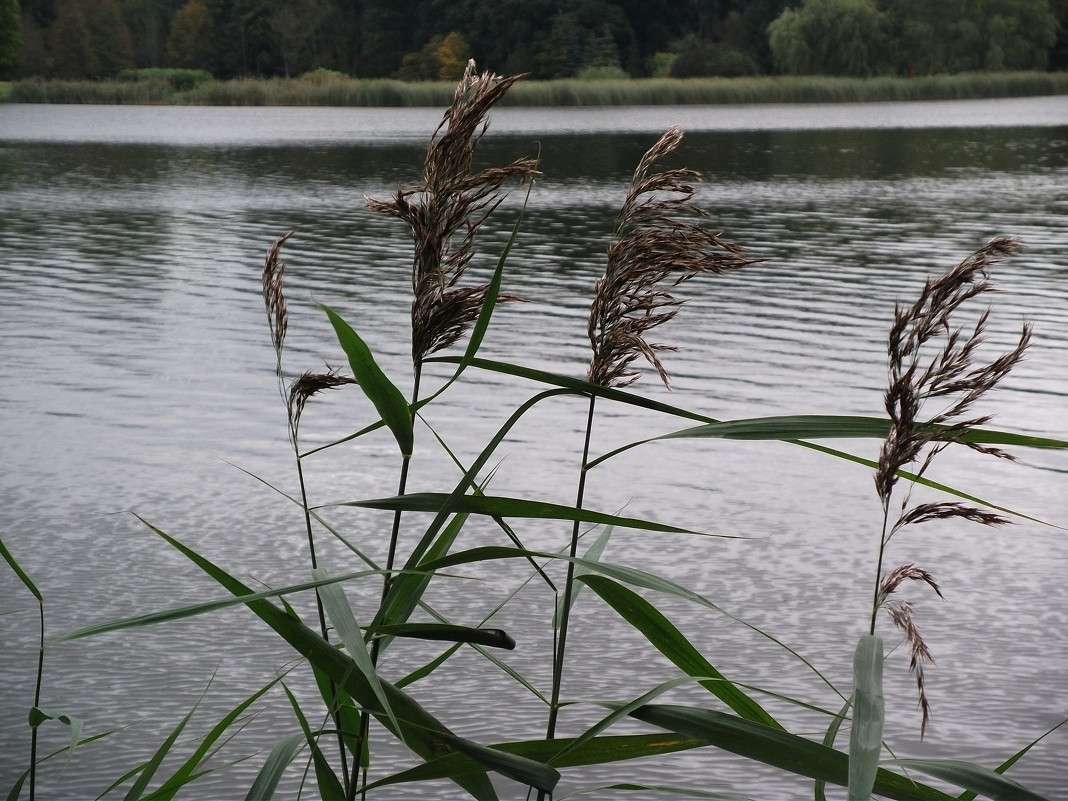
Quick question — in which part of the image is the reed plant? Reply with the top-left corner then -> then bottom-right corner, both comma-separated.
6,62 -> 1067,801
7,70 -> 1068,107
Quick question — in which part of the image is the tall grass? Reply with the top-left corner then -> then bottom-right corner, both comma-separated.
5,62 -> 1067,801
7,70 -> 1068,106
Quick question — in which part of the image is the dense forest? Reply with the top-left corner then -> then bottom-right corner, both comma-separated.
2,0 -> 1066,82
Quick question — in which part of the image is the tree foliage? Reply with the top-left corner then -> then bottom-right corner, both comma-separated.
0,0 -> 21,79
8,0 -> 1064,81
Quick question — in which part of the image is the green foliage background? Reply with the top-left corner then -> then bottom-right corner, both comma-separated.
6,0 -> 1068,81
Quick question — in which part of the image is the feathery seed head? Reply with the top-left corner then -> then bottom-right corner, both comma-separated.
587,126 -> 756,389
366,61 -> 538,362
262,231 -> 294,366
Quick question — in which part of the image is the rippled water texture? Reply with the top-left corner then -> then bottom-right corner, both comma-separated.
1,98 -> 1067,798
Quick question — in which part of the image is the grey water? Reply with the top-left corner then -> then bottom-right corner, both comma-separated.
1,96 -> 1067,799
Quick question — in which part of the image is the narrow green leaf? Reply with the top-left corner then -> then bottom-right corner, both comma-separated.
558,525 -> 613,621
375,623 -> 516,649
245,733 -> 305,801
27,707 -> 83,765
137,677 -> 280,801
281,683 -> 346,801
336,492 -> 734,537
625,704 -> 956,801
364,733 -> 705,790
313,567 -> 400,738
122,699 -> 200,801
884,759 -> 1052,801
434,730 -> 559,793
0,537 -> 42,601
58,569 -> 383,641
656,416 -> 1068,449
559,784 -> 755,800
578,575 -> 781,730
816,699 -> 851,801
320,303 -> 414,456
848,634 -> 884,801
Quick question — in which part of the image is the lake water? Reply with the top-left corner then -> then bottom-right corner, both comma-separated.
1,97 -> 1067,799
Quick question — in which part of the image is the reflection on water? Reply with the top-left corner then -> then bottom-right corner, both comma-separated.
1,101 -> 1066,799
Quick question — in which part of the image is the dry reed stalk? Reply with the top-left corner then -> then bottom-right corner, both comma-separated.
870,235 -> 1032,736
587,126 -> 756,389
366,60 -> 538,363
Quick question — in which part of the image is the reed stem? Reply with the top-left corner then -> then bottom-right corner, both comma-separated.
544,393 -> 597,748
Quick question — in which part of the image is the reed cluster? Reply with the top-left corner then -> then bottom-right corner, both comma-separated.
7,70 -> 1067,107
4,61 -> 1064,801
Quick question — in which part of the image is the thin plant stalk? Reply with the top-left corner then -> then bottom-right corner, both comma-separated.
543,126 -> 754,778
544,392 -> 597,742
263,232 -> 356,796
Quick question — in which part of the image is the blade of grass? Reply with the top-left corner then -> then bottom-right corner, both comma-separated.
848,635 -> 884,801
375,623 -> 515,649
577,574 -> 780,729
333,492 -> 736,537
281,682 -> 346,801
313,567 -> 400,739
363,733 -> 706,790
624,704 -> 955,801
245,732 -> 305,801
320,303 -> 414,457
884,759 -> 1051,801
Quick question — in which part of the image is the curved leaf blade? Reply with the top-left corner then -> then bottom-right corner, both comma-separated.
321,303 -> 413,456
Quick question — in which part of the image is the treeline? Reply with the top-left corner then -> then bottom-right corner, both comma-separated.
3,0 -> 1067,83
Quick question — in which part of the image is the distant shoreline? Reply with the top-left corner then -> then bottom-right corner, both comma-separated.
4,71 -> 1067,107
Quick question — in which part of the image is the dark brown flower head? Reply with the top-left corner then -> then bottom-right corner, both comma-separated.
263,231 -> 294,368
875,236 -> 1032,508
366,61 -> 539,362
586,126 -> 756,389
878,564 -> 944,738
289,367 -> 357,433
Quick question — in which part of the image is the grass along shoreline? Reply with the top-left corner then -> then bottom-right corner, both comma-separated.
6,70 -> 1068,107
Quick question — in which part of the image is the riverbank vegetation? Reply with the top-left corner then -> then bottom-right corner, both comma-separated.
6,0 -> 1067,86
4,64 -> 1066,801
8,69 -> 1068,106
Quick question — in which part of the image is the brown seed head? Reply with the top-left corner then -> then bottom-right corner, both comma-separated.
366,61 -> 538,362
587,126 -> 756,389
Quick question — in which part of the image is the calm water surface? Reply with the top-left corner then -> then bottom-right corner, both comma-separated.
1,98 -> 1067,799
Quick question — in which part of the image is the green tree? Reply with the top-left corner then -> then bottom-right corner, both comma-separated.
0,0 -> 21,79
882,0 -> 1057,73
50,0 -> 132,77
768,0 -> 892,76
165,0 -> 212,70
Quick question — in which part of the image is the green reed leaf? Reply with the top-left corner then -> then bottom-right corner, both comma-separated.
140,677 -> 280,801
0,537 -> 42,601
578,575 -> 781,730
27,707 -> 82,765
245,732 -> 305,801
313,567 -> 400,738
363,733 -> 705,790
57,569 -> 384,641
848,634 -> 884,801
624,704 -> 955,801
320,303 -> 414,457
558,785 -> 755,800
335,492 -> 731,537
375,623 -> 516,649
282,682 -> 346,801
884,759 -> 1051,801
122,695 -> 201,800
656,415 -> 1068,448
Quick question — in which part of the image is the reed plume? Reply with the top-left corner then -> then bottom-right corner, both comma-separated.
587,125 -> 755,389
366,60 -> 538,363
869,235 -> 1032,736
